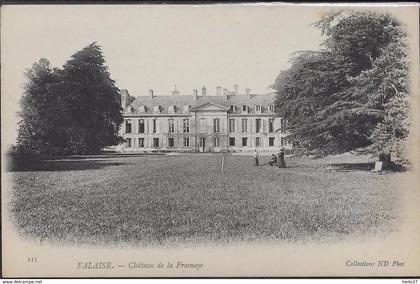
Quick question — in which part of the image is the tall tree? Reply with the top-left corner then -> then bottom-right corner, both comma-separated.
17,58 -> 63,155
273,11 -> 409,162
274,51 -> 360,154
58,43 -> 123,154
16,43 -> 124,156
350,24 -> 409,163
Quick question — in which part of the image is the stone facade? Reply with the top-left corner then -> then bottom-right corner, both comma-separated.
118,86 -> 292,153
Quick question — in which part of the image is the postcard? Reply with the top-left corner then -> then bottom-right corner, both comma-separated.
1,3 -> 419,278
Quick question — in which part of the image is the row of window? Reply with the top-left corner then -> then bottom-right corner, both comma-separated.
126,119 -> 189,134
125,118 -> 275,134
126,137 -> 191,148
125,136 -> 288,148
136,104 -> 275,114
238,136 -> 288,147
229,137 -> 273,147
230,104 -> 274,113
228,118 -> 274,133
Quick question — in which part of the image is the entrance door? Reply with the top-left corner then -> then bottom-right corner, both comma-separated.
199,137 -> 206,152
153,138 -> 159,148
213,137 -> 220,152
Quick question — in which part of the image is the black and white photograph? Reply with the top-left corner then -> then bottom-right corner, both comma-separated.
1,3 -> 419,278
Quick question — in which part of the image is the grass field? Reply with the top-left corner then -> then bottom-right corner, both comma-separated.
7,154 -> 404,246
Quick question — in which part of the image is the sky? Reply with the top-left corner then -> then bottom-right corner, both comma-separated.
0,5 -> 326,145
2,4 -> 415,146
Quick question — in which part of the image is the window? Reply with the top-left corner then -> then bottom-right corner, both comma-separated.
229,119 -> 235,133
213,118 -> 220,133
269,104 -> 274,112
153,138 -> 159,148
256,119 -> 261,133
152,119 -> 157,133
213,137 -> 220,147
168,137 -> 174,148
125,138 -> 132,147
168,118 -> 175,133
269,119 -> 274,133
139,119 -> 145,133
242,105 -> 248,112
139,138 -> 145,148
241,118 -> 248,133
255,137 -> 261,147
168,105 -> 175,114
125,120 -> 132,134
183,118 -> 190,133
183,137 -> 190,147
242,137 -> 248,147
229,105 -> 235,112
229,137 -> 235,146
256,105 -> 261,113
199,138 -> 205,148
269,137 -> 275,147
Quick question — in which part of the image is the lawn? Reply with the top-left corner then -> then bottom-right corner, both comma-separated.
7,154 -> 403,246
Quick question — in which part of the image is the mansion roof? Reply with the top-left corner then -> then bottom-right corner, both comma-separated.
124,93 -> 277,115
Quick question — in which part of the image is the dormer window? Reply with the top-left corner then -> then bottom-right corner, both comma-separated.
139,105 -> 146,113
183,105 -> 190,113
242,105 -> 248,113
255,105 -> 262,113
153,105 -> 161,113
168,105 -> 175,114
230,105 -> 235,112
269,104 -> 274,112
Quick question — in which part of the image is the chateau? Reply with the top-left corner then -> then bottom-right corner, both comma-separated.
119,85 -> 291,152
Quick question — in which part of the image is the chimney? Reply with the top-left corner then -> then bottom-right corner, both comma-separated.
223,88 -> 228,101
121,89 -> 128,109
193,89 -> 198,100
245,88 -> 251,100
202,86 -> 207,96
216,86 -> 222,96
234,84 -> 239,95
149,89 -> 154,99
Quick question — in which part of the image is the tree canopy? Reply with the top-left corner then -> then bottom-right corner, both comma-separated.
17,43 -> 124,156
273,10 -> 409,162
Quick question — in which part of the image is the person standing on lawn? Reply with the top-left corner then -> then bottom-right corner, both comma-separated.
278,148 -> 286,168
253,149 -> 259,166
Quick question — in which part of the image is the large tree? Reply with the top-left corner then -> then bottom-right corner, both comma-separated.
57,43 -> 123,154
353,25 -> 410,163
17,58 -> 64,155
273,11 -> 409,162
17,43 -> 123,156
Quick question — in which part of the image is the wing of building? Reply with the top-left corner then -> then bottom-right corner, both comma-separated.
119,86 -> 291,153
